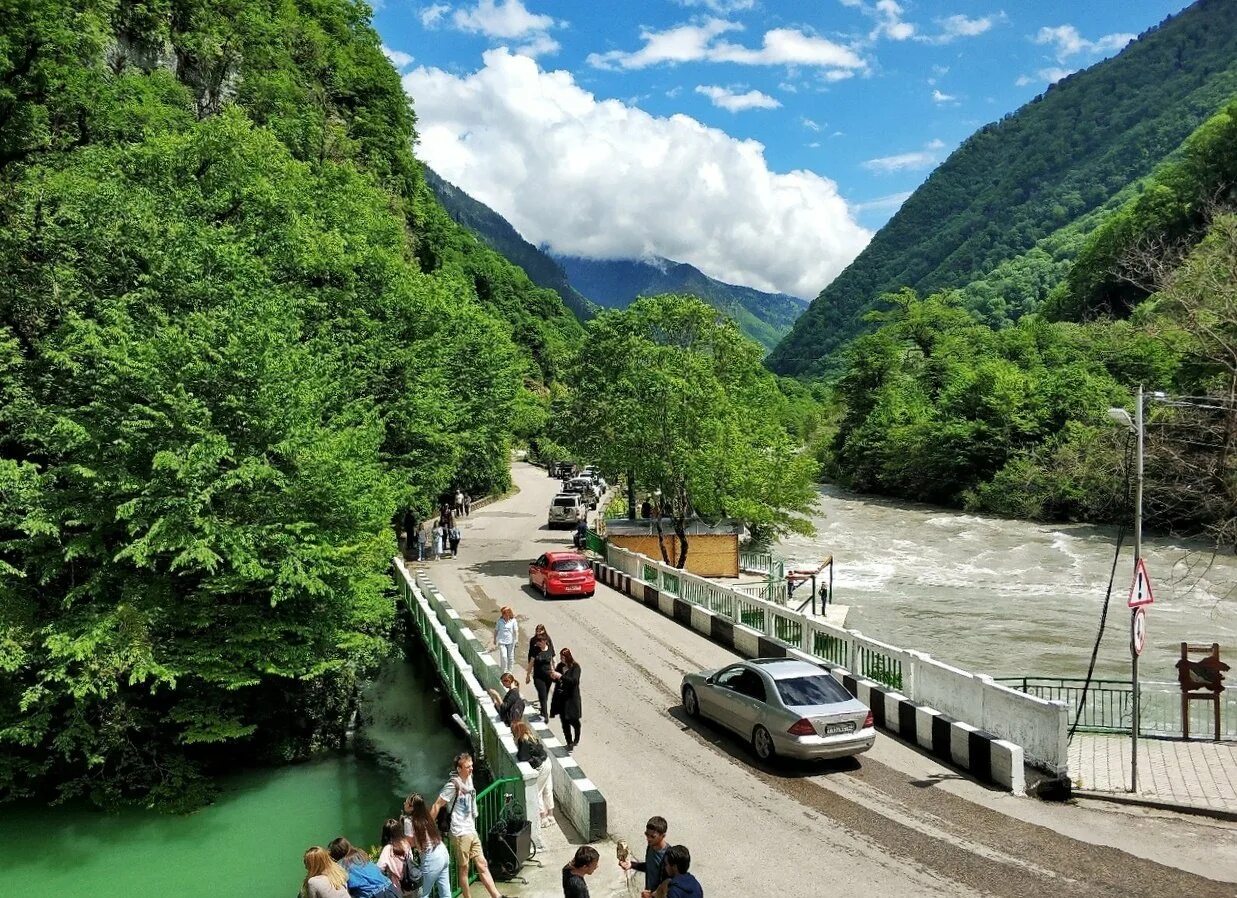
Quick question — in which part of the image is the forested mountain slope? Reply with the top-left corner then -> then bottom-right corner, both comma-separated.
769,0 -> 1237,377
423,166 -> 596,321
556,254 -> 808,352
0,0 -> 577,809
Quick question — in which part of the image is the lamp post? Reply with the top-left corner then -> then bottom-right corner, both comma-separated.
1108,386 -> 1144,793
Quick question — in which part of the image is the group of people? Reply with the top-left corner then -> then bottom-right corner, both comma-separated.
489,616 -> 584,752
563,816 -> 702,898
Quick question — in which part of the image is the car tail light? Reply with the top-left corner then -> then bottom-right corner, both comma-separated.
787,718 -> 815,736
863,712 -> 874,729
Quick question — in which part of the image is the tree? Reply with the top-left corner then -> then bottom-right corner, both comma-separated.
557,295 -> 817,568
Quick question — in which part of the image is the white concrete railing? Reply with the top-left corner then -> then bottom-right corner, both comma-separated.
608,544 -> 1068,772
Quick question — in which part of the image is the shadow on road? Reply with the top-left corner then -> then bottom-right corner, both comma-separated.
465,559 -> 531,580
666,705 -> 863,779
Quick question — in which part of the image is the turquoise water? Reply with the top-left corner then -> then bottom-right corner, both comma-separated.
4,654 -> 465,898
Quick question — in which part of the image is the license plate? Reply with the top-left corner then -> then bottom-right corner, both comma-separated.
564,584 -> 581,591
824,721 -> 855,735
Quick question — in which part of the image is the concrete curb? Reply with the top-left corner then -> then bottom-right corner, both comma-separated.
595,561 -> 1025,794
1071,789 -> 1237,823
412,569 -> 608,840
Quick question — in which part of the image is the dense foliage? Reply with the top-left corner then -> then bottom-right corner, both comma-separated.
769,0 -> 1237,376
0,0 -> 579,809
555,295 -> 819,566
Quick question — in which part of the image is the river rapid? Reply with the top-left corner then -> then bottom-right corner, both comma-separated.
5,653 -> 464,898
777,485 -> 1237,689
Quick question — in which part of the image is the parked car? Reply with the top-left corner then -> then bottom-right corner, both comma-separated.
565,477 -> 599,508
529,551 -> 596,598
547,493 -> 585,528
680,659 -> 875,762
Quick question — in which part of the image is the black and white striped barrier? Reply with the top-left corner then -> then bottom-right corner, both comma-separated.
593,561 -> 1025,794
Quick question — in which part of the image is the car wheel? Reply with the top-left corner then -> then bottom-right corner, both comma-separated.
752,725 -> 775,761
682,685 -> 699,718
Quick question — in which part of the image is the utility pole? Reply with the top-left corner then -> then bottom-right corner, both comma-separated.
1131,384 -> 1144,794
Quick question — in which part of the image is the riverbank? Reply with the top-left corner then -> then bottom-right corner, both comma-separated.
6,654 -> 464,898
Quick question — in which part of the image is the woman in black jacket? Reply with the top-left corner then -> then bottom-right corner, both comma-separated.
550,647 -> 582,752
525,634 -> 555,721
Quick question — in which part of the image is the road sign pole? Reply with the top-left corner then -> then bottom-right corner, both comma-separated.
1131,385 -> 1144,794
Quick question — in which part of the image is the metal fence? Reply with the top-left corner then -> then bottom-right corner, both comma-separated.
739,550 -> 785,580
997,677 -> 1237,740
443,776 -> 523,896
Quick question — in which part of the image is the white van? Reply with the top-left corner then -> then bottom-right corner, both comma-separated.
548,493 -> 585,528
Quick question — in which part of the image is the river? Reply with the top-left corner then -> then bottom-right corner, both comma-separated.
777,485 -> 1237,692
6,652 -> 464,898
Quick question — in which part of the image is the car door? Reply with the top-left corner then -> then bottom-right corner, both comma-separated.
705,665 -> 749,732
529,554 -> 548,589
730,670 -> 771,737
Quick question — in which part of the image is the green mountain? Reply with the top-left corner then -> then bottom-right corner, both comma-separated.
423,166 -> 596,321
555,254 -> 808,352
769,0 -> 1237,377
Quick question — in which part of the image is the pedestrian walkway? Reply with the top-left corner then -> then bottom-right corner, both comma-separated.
1069,732 -> 1237,816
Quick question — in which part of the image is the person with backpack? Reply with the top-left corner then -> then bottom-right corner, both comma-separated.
430,753 -> 511,898
448,524 -> 461,556
327,838 -> 401,898
405,794 -> 451,898
511,720 -> 553,846
378,818 -> 420,898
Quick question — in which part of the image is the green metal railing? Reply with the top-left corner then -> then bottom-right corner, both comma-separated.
997,676 -> 1237,739
585,528 -> 607,558
856,646 -> 903,690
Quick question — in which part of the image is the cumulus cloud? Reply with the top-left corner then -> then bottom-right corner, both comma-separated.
403,49 -> 871,298
452,0 -> 554,38
588,19 -> 867,78
917,13 -> 1003,44
696,85 -> 781,112
862,138 -> 945,173
838,0 -> 915,42
382,45 -> 415,70
420,3 -> 450,27
676,0 -> 756,12
1034,25 -> 1134,62
931,88 -> 956,104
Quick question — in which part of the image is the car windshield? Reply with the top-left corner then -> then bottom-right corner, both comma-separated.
775,675 -> 852,707
553,498 -> 578,507
551,559 -> 590,572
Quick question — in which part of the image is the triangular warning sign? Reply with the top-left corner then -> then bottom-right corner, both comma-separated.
1128,558 -> 1155,608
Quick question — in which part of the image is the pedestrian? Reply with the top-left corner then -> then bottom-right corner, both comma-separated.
525,633 -> 555,722
405,793 -> 451,898
619,817 -> 670,898
491,606 -> 519,673
301,846 -> 350,898
511,720 -> 553,841
640,499 -> 652,519
486,671 -> 525,727
430,753 -> 511,898
327,838 -> 402,898
449,524 -> 461,556
440,523 -> 452,557
416,527 -> 428,562
432,525 -> 443,560
455,489 -> 465,517
377,819 -> 418,898
562,846 -> 600,898
528,624 -> 555,664
549,647 -> 582,752
652,846 -> 701,898
464,493 -> 472,515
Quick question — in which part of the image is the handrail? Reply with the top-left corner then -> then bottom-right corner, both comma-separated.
448,776 -> 523,897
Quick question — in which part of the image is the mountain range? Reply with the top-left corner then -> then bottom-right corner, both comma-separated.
423,166 -> 807,350
768,0 -> 1237,377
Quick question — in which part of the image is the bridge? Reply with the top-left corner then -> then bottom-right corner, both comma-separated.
404,461 -> 1237,897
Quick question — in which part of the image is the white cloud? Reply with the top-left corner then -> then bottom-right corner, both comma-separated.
852,190 -> 912,214
382,45 -> 415,70
676,0 -> 756,12
516,32 -> 561,58
588,19 -> 867,79
452,0 -> 554,38
931,88 -> 956,103
403,49 -> 871,299
420,3 -> 450,27
801,117 -> 821,132
1034,25 -> 1135,62
696,85 -> 781,112
862,138 -> 945,173
871,0 -> 915,41
1016,66 -> 1076,87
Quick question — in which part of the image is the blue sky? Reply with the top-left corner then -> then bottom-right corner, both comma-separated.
372,0 -> 1191,298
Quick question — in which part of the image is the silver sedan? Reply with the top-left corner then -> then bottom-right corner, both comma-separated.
681,658 -> 875,762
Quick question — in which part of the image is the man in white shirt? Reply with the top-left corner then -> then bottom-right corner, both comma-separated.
431,753 -> 510,898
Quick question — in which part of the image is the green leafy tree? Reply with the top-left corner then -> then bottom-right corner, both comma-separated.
557,295 -> 817,567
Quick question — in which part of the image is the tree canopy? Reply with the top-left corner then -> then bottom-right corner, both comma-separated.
556,295 -> 818,567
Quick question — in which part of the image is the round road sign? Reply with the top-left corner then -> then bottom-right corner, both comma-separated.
1131,606 -> 1148,656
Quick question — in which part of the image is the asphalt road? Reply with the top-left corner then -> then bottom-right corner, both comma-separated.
428,462 -> 1237,897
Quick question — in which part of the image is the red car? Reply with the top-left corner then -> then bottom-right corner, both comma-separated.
529,551 -> 596,598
